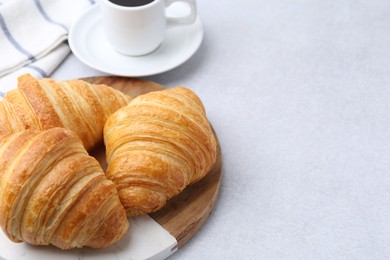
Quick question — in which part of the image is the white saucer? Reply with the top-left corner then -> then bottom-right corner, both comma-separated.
69,4 -> 203,77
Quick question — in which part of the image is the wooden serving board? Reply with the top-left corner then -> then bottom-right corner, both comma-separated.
84,76 -> 222,249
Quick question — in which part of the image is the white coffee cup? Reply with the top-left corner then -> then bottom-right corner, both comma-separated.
100,0 -> 197,56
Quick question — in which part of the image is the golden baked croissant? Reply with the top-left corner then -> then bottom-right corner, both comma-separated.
0,128 -> 129,249
104,87 -> 217,216
0,74 -> 131,150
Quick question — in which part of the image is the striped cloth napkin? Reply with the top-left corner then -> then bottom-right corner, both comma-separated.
0,0 -> 96,98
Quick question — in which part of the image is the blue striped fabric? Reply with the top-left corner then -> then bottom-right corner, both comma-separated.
0,13 -> 37,62
33,0 -> 68,32
0,0 -> 96,92
26,64 -> 49,78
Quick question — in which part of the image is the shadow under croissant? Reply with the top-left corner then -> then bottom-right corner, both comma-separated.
20,228 -> 132,255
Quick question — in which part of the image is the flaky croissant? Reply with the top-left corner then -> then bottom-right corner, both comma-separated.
104,87 -> 217,217
0,128 -> 129,249
0,74 -> 131,150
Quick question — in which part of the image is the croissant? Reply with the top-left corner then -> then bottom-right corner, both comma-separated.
0,74 -> 131,150
0,127 -> 129,249
104,87 -> 217,217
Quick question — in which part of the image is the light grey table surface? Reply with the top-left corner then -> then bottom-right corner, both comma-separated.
53,0 -> 390,259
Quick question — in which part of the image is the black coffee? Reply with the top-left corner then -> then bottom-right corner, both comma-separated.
109,0 -> 155,7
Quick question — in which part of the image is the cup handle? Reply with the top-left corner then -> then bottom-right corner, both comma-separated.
165,0 -> 197,27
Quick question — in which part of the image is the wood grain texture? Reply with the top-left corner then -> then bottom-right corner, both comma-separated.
84,76 -> 222,249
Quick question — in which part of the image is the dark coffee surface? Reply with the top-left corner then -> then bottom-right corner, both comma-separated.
109,0 -> 155,7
